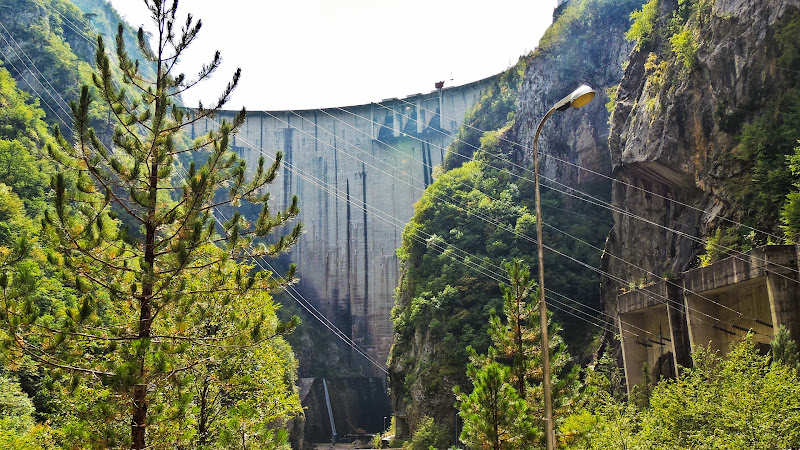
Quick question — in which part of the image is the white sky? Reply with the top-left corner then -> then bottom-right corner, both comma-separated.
106,0 -> 558,110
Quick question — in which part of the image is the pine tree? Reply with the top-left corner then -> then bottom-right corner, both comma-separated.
771,324 -> 800,371
490,261 -> 539,399
4,1 -> 302,448
456,261 -> 578,448
455,356 -> 537,449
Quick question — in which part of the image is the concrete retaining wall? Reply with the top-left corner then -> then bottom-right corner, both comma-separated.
618,245 -> 800,391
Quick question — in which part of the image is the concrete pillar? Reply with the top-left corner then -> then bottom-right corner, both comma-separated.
419,99 -> 427,132
370,106 -> 376,140
767,247 -> 800,342
618,280 -> 693,392
665,280 -> 692,372
438,88 -> 444,131
393,103 -> 401,138
416,99 -> 424,134
618,315 -> 644,393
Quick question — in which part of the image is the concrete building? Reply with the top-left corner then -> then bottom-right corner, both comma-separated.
618,245 -> 800,392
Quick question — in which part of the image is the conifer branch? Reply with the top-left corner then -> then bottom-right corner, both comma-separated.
18,340 -> 114,377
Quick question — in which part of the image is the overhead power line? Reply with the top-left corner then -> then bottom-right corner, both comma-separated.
270,108 -> 770,338
381,97 -> 800,282
8,6 -> 786,365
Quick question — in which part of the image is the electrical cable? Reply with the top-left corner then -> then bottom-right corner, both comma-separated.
14,7 -> 779,363
0,12 -> 395,375
239,112 -> 743,340
373,98 -> 800,287
397,87 -> 788,242
0,20 -> 77,123
311,104 -> 777,333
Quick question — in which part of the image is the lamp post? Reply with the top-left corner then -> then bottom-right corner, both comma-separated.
532,85 -> 595,450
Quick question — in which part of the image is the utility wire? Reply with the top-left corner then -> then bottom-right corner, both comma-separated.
10,12 -> 394,375
391,96 -> 800,282
188,169 -> 390,374
0,40 -> 73,128
397,88 -> 787,242
64,0 -> 799,281
15,9 -> 774,357
235,111 -> 649,338
317,104 -> 778,333
6,34 -> 758,344
376,98 -> 800,285
246,111 -> 748,340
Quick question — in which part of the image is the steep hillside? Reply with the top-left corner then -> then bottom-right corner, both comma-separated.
0,0 -> 156,136
388,0 -> 644,437
602,0 -> 800,315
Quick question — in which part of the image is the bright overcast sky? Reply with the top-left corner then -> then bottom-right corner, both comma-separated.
106,0 -> 558,110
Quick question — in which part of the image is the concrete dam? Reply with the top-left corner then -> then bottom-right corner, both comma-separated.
192,77 -> 493,378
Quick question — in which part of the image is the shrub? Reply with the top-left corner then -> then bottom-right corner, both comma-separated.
670,27 -> 697,70
404,416 -> 450,450
626,0 -> 659,50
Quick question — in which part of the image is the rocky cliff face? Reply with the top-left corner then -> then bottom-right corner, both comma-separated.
602,0 -> 800,316
388,0 -> 643,437
0,0 -> 154,130
389,0 -> 800,439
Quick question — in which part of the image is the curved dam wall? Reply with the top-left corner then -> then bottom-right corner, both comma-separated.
191,77 -> 494,376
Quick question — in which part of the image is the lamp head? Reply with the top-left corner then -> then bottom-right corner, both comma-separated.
552,84 -> 596,111
569,85 -> 595,108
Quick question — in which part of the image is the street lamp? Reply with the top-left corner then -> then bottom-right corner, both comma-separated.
532,84 -> 595,450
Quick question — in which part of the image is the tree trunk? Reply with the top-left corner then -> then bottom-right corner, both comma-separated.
131,148 -> 159,449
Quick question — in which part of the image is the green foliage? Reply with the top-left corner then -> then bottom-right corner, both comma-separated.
640,338 -> 800,448
391,160 -> 609,436
559,398 -> 640,449
0,374 -> 36,434
391,0 -> 632,435
726,88 -> 800,232
605,85 -> 618,117
714,13 -> 800,237
0,0 -> 93,126
0,65 -> 54,217
455,359 -> 536,449
775,11 -> 800,71
490,261 -> 540,398
771,325 -> 800,371
0,0 -> 161,135
454,262 -> 578,448
642,53 -> 670,114
699,226 -> 757,266
0,374 -> 60,449
781,190 -> 800,241
628,0 -> 708,69
782,142 -> 800,241
669,27 -> 697,70
626,0 -> 659,50
0,2 -> 303,448
562,335 -> 800,448
404,416 -> 449,450
541,0 -> 646,55
575,345 -> 625,410
444,64 -> 526,170
0,184 -> 29,245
